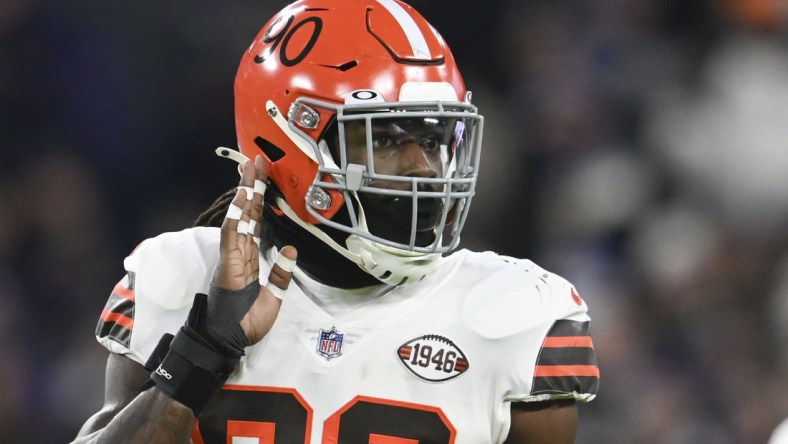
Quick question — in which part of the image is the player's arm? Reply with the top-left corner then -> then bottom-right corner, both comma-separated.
72,157 -> 297,443
71,353 -> 196,443
503,279 -> 598,443
504,399 -> 578,444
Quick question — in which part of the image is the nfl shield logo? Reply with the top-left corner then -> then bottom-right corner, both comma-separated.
317,326 -> 344,360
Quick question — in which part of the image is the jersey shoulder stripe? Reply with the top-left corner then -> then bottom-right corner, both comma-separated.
531,319 -> 599,397
95,273 -> 136,348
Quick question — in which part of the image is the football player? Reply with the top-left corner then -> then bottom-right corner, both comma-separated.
73,0 -> 599,443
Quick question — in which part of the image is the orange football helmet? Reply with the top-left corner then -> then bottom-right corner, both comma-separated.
233,0 -> 483,284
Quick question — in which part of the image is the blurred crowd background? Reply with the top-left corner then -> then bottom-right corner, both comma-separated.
1,0 -> 787,442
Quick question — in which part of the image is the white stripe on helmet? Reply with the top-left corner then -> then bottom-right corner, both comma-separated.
375,0 -> 431,59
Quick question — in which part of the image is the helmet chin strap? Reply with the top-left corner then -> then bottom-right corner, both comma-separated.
274,196 -> 440,286
215,144 -> 442,286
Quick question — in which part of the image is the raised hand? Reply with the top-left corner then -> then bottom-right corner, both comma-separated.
210,155 -> 298,347
146,156 -> 297,416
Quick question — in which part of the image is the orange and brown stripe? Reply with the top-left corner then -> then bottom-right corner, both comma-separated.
95,273 -> 136,348
531,320 -> 599,396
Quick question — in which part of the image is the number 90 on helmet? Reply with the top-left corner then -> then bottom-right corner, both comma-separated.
234,0 -> 484,283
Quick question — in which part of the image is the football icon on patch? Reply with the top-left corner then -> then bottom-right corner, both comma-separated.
397,335 -> 469,382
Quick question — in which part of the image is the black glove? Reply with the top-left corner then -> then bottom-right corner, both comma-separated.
198,281 -> 260,356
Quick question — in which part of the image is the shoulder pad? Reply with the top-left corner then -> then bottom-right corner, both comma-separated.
96,227 -> 220,364
454,251 -> 599,401
458,252 -> 590,339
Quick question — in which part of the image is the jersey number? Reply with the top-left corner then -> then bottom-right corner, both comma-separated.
194,385 -> 456,444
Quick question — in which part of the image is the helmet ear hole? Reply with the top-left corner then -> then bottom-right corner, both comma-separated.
255,136 -> 286,162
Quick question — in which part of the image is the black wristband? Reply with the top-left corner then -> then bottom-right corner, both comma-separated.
150,328 -> 239,414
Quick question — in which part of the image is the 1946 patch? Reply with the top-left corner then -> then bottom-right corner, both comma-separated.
397,335 -> 469,382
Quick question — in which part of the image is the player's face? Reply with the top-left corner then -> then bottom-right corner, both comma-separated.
344,117 -> 453,186
342,117 -> 457,242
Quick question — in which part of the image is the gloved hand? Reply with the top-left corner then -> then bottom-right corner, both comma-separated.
204,154 -> 297,351
150,155 -> 297,414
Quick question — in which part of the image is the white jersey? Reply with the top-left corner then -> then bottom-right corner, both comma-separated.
96,227 -> 599,443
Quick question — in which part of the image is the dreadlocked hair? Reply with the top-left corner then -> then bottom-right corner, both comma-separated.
193,188 -> 236,228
